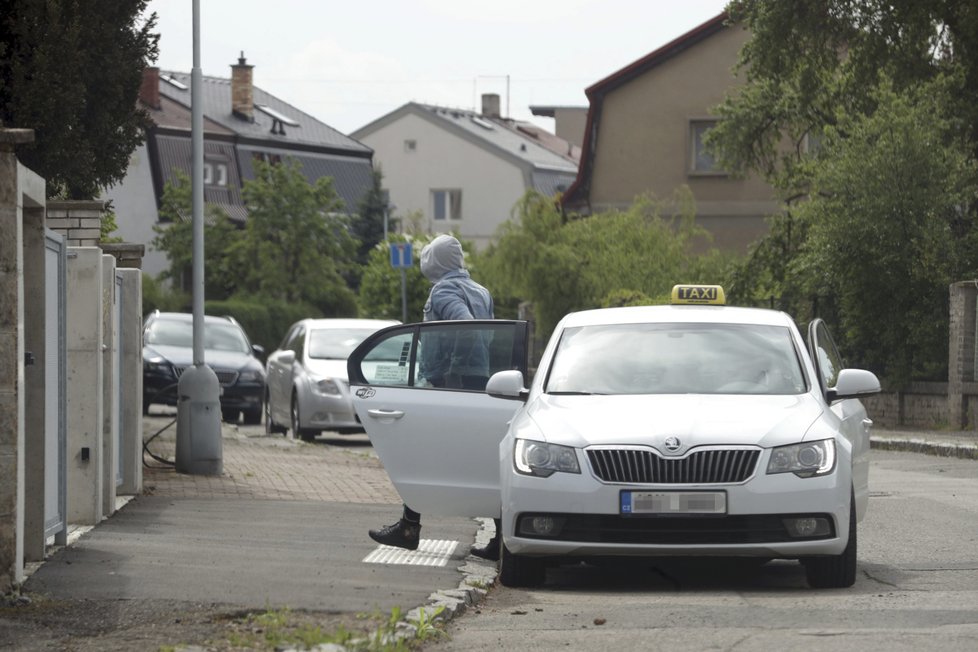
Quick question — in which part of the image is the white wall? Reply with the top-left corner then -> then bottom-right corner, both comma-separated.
358,113 -> 527,250
102,143 -> 168,279
66,248 -> 103,525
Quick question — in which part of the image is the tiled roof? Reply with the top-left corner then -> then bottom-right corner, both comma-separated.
147,95 -> 234,135
157,70 -> 371,155
237,145 -> 374,214
417,104 -> 577,172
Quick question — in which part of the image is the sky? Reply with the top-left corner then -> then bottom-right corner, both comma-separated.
146,0 -> 729,136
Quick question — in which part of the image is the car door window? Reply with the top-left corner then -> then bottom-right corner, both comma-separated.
350,321 -> 527,391
290,328 -> 306,359
808,319 -> 845,393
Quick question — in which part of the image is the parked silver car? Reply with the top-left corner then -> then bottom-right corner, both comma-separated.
265,318 -> 399,440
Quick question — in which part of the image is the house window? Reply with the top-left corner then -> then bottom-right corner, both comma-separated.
404,139 -> 417,153
252,151 -> 282,166
203,160 -> 229,187
689,119 -> 724,175
431,189 -> 462,221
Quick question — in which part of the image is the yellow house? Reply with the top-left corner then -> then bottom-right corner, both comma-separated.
562,13 -> 779,254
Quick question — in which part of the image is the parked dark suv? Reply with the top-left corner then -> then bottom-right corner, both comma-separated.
142,311 -> 266,423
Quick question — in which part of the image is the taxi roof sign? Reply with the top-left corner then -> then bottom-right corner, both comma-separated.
671,284 -> 725,305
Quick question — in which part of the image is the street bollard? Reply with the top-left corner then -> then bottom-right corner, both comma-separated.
175,364 -> 223,475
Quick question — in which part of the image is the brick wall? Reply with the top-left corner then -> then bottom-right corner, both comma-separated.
863,381 -> 978,429
46,200 -> 105,246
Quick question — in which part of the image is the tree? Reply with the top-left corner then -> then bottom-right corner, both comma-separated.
230,158 -> 358,316
708,0 -> 978,383
711,0 -> 978,186
152,170 -> 242,299
477,190 -> 732,338
352,169 -> 390,270
793,81 -> 976,385
0,0 -> 159,198
358,235 -> 433,322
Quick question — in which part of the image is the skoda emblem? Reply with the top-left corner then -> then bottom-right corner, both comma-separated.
663,436 -> 682,454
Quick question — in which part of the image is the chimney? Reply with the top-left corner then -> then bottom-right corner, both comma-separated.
481,93 -> 501,119
139,66 -> 160,110
231,52 -> 254,121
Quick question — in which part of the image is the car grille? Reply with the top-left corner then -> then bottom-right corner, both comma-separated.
516,512 -> 836,544
587,447 -> 760,484
173,366 -> 239,386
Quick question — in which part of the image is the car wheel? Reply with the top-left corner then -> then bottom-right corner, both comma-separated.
498,541 -> 545,588
221,409 -> 240,423
242,405 -> 262,425
803,489 -> 857,589
291,393 -> 318,442
142,393 -> 151,416
265,393 -> 287,435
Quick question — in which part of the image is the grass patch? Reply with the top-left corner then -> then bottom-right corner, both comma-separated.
209,604 -> 448,651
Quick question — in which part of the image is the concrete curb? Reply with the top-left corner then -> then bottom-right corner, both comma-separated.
397,517 -> 498,640
871,436 -> 978,461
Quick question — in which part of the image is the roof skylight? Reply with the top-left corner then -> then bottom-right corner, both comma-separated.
470,116 -> 495,130
256,104 -> 300,127
161,74 -> 188,91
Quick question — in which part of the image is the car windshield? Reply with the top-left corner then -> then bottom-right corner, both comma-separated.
146,319 -> 251,354
545,322 -> 806,395
308,328 -> 377,360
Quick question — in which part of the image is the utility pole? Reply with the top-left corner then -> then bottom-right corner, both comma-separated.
176,0 -> 222,475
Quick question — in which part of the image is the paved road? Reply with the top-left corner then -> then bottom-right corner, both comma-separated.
427,450 -> 978,651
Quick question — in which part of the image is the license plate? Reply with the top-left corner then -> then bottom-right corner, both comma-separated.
620,490 -> 727,515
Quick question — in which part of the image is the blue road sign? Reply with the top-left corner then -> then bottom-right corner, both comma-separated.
390,242 -> 413,269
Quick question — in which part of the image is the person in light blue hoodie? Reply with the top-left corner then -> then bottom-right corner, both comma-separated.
369,234 -> 501,560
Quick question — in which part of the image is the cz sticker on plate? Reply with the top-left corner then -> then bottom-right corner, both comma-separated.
620,490 -> 727,515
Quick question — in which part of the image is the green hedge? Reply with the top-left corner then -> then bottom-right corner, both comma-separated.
204,297 -> 322,356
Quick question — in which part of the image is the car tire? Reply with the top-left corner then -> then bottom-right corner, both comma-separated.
242,406 -> 262,425
265,393 -> 287,435
498,541 -> 545,588
221,409 -> 240,423
142,393 -> 151,416
803,489 -> 857,589
291,393 -> 318,442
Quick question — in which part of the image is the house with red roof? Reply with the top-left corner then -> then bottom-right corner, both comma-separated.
562,13 -> 778,253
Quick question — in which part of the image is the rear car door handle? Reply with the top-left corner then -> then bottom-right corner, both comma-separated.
367,409 -> 405,420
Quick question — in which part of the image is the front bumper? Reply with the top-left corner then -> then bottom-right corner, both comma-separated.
143,366 -> 263,412
219,382 -> 264,412
502,451 -> 851,559
300,387 -> 363,431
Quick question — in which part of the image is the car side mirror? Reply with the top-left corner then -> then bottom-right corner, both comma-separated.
252,344 -> 265,359
827,368 -> 881,402
486,369 -> 529,402
277,350 -> 296,365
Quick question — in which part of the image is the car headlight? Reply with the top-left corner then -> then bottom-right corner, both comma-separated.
514,439 -> 580,477
238,369 -> 264,382
143,357 -> 172,374
313,378 -> 341,396
766,439 -> 836,477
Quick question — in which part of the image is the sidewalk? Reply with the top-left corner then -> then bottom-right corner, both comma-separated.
8,415 -> 498,652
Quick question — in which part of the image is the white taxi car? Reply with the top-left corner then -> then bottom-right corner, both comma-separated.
347,286 -> 880,588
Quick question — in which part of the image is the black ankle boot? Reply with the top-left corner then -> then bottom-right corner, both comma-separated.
369,518 -> 421,550
470,535 -> 500,561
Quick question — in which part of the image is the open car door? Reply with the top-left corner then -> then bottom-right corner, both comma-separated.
807,318 -> 873,516
347,320 -> 528,517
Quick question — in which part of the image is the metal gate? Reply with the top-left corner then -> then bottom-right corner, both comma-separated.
115,271 -> 124,487
44,230 -> 67,545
